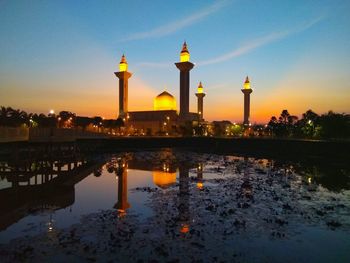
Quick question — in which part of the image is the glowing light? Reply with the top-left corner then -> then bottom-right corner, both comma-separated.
243,76 -> 251,89
197,81 -> 204,93
152,171 -> 176,189
119,54 -> 128,72
180,224 -> 190,234
197,182 -> 204,189
180,42 -> 190,62
308,177 -> 312,184
154,91 -> 176,111
180,52 -> 190,62
49,109 -> 55,115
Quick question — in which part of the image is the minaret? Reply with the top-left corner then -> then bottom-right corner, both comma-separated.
175,42 -> 195,120
195,81 -> 206,121
241,76 -> 253,126
114,55 -> 132,119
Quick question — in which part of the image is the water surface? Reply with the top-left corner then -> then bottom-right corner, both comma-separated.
0,149 -> 349,262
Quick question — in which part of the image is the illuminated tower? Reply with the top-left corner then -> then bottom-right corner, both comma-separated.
195,81 -> 206,121
241,76 -> 253,126
114,55 -> 132,119
175,42 -> 194,120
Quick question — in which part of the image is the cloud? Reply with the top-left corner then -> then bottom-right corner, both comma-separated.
197,16 -> 325,66
131,16 -> 325,69
120,0 -> 229,42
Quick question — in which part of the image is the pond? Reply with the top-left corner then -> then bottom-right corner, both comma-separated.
0,148 -> 349,262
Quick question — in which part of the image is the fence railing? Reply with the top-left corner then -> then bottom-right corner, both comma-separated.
0,127 -> 29,142
0,127 -> 108,142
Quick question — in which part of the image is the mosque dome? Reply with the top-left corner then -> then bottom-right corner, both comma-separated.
154,91 -> 177,111
152,171 -> 176,189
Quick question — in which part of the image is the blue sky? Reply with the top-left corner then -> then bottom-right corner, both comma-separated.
1,0 -> 349,122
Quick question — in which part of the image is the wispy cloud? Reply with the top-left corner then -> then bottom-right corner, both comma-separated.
197,16 -> 325,66
120,0 -> 229,42
133,16 -> 325,69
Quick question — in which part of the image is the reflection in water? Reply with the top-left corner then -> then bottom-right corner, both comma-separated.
0,147 -> 349,261
196,163 -> 204,189
152,162 -> 176,189
114,158 -> 130,215
0,144 -> 105,232
179,166 -> 190,234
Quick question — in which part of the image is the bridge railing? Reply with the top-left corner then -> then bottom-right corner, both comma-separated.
29,128 -> 109,142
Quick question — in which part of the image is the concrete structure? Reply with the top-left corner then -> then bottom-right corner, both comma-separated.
114,55 -> 132,119
195,82 -> 206,121
175,42 -> 195,120
241,76 -> 253,126
128,109 -> 178,135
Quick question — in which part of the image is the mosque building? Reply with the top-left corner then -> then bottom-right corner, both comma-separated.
114,42 -> 205,135
114,42 -> 254,135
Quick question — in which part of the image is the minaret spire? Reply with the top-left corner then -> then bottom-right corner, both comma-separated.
195,81 -> 206,121
115,54 -> 132,119
175,42 -> 194,120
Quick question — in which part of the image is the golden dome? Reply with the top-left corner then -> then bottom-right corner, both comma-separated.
154,91 -> 177,111
152,171 -> 176,189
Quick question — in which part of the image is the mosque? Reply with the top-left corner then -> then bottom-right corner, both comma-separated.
114,42 -> 253,135
114,42 -> 206,135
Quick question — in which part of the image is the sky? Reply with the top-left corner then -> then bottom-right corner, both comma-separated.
0,0 -> 349,123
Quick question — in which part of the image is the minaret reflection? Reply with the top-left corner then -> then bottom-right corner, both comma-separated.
241,158 -> 253,200
114,158 -> 130,215
178,165 -> 190,234
196,163 -> 204,189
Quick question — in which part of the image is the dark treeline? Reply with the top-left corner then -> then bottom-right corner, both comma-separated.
267,109 -> 350,139
0,106 -> 124,130
1,106 -> 349,140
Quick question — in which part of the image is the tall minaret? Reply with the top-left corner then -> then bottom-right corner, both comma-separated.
195,81 -> 206,121
114,55 -> 132,119
175,42 -> 194,120
241,76 -> 253,126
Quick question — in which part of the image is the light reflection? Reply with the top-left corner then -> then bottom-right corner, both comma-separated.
114,158 -> 130,213
180,223 -> 190,234
47,214 -> 55,233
